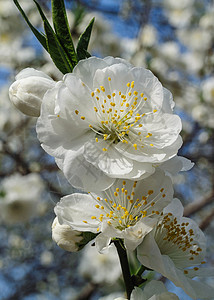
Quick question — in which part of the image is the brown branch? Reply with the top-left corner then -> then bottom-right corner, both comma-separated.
199,208 -> 214,230
74,283 -> 98,300
183,192 -> 214,217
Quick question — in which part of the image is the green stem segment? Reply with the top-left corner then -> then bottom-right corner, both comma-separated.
114,240 -> 134,299
136,265 -> 146,277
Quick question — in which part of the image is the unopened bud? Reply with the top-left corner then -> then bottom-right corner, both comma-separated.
52,217 -> 96,252
9,68 -> 55,117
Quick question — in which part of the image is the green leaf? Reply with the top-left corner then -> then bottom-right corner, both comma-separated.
44,20 -> 73,74
51,0 -> 77,68
33,0 -> 73,74
13,0 -> 48,51
33,0 -> 53,32
76,17 -> 95,61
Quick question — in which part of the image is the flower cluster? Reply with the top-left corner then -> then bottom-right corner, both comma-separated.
9,56 -> 214,299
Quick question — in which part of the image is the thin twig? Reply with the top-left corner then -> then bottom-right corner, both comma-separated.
183,192 -> 214,217
199,208 -> 214,230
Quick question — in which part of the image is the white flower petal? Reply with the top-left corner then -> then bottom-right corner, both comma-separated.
163,198 -> 184,217
55,194 -> 100,233
93,63 -> 133,95
95,233 -> 112,253
130,67 -> 163,109
73,56 -> 109,87
103,56 -> 133,68
56,152 -> 115,191
162,87 -> 175,113
187,267 -> 214,279
84,140 -> 134,176
118,161 -> 155,180
129,283 -> 179,300
62,74 -> 97,122
16,67 -> 53,81
160,156 -> 194,175
123,218 -> 157,251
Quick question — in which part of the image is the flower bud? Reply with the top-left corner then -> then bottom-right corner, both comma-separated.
9,68 -> 55,117
52,217 -> 96,252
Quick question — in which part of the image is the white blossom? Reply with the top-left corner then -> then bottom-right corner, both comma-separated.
163,0 -> 194,10
159,42 -> 180,62
0,39 -> 36,67
40,250 -> 54,266
177,28 -> 212,52
137,199 -> 214,299
124,283 -> 179,299
168,9 -> 193,28
201,77 -> 214,104
99,293 -> 125,300
199,11 -> 214,30
55,169 -> 173,252
78,243 -> 121,284
163,0 -> 194,28
0,173 -> 44,223
0,84 -> 25,134
9,68 -> 55,117
114,281 -> 179,299
140,25 -> 157,48
37,56 -> 182,190
182,52 -> 204,74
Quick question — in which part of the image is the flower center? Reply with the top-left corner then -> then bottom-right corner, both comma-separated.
77,78 -> 158,151
154,213 -> 203,266
84,181 -> 167,232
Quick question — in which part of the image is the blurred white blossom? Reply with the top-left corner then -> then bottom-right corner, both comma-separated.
140,25 -> 157,48
78,243 -> 121,284
0,173 -> 44,223
201,77 -> 214,104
